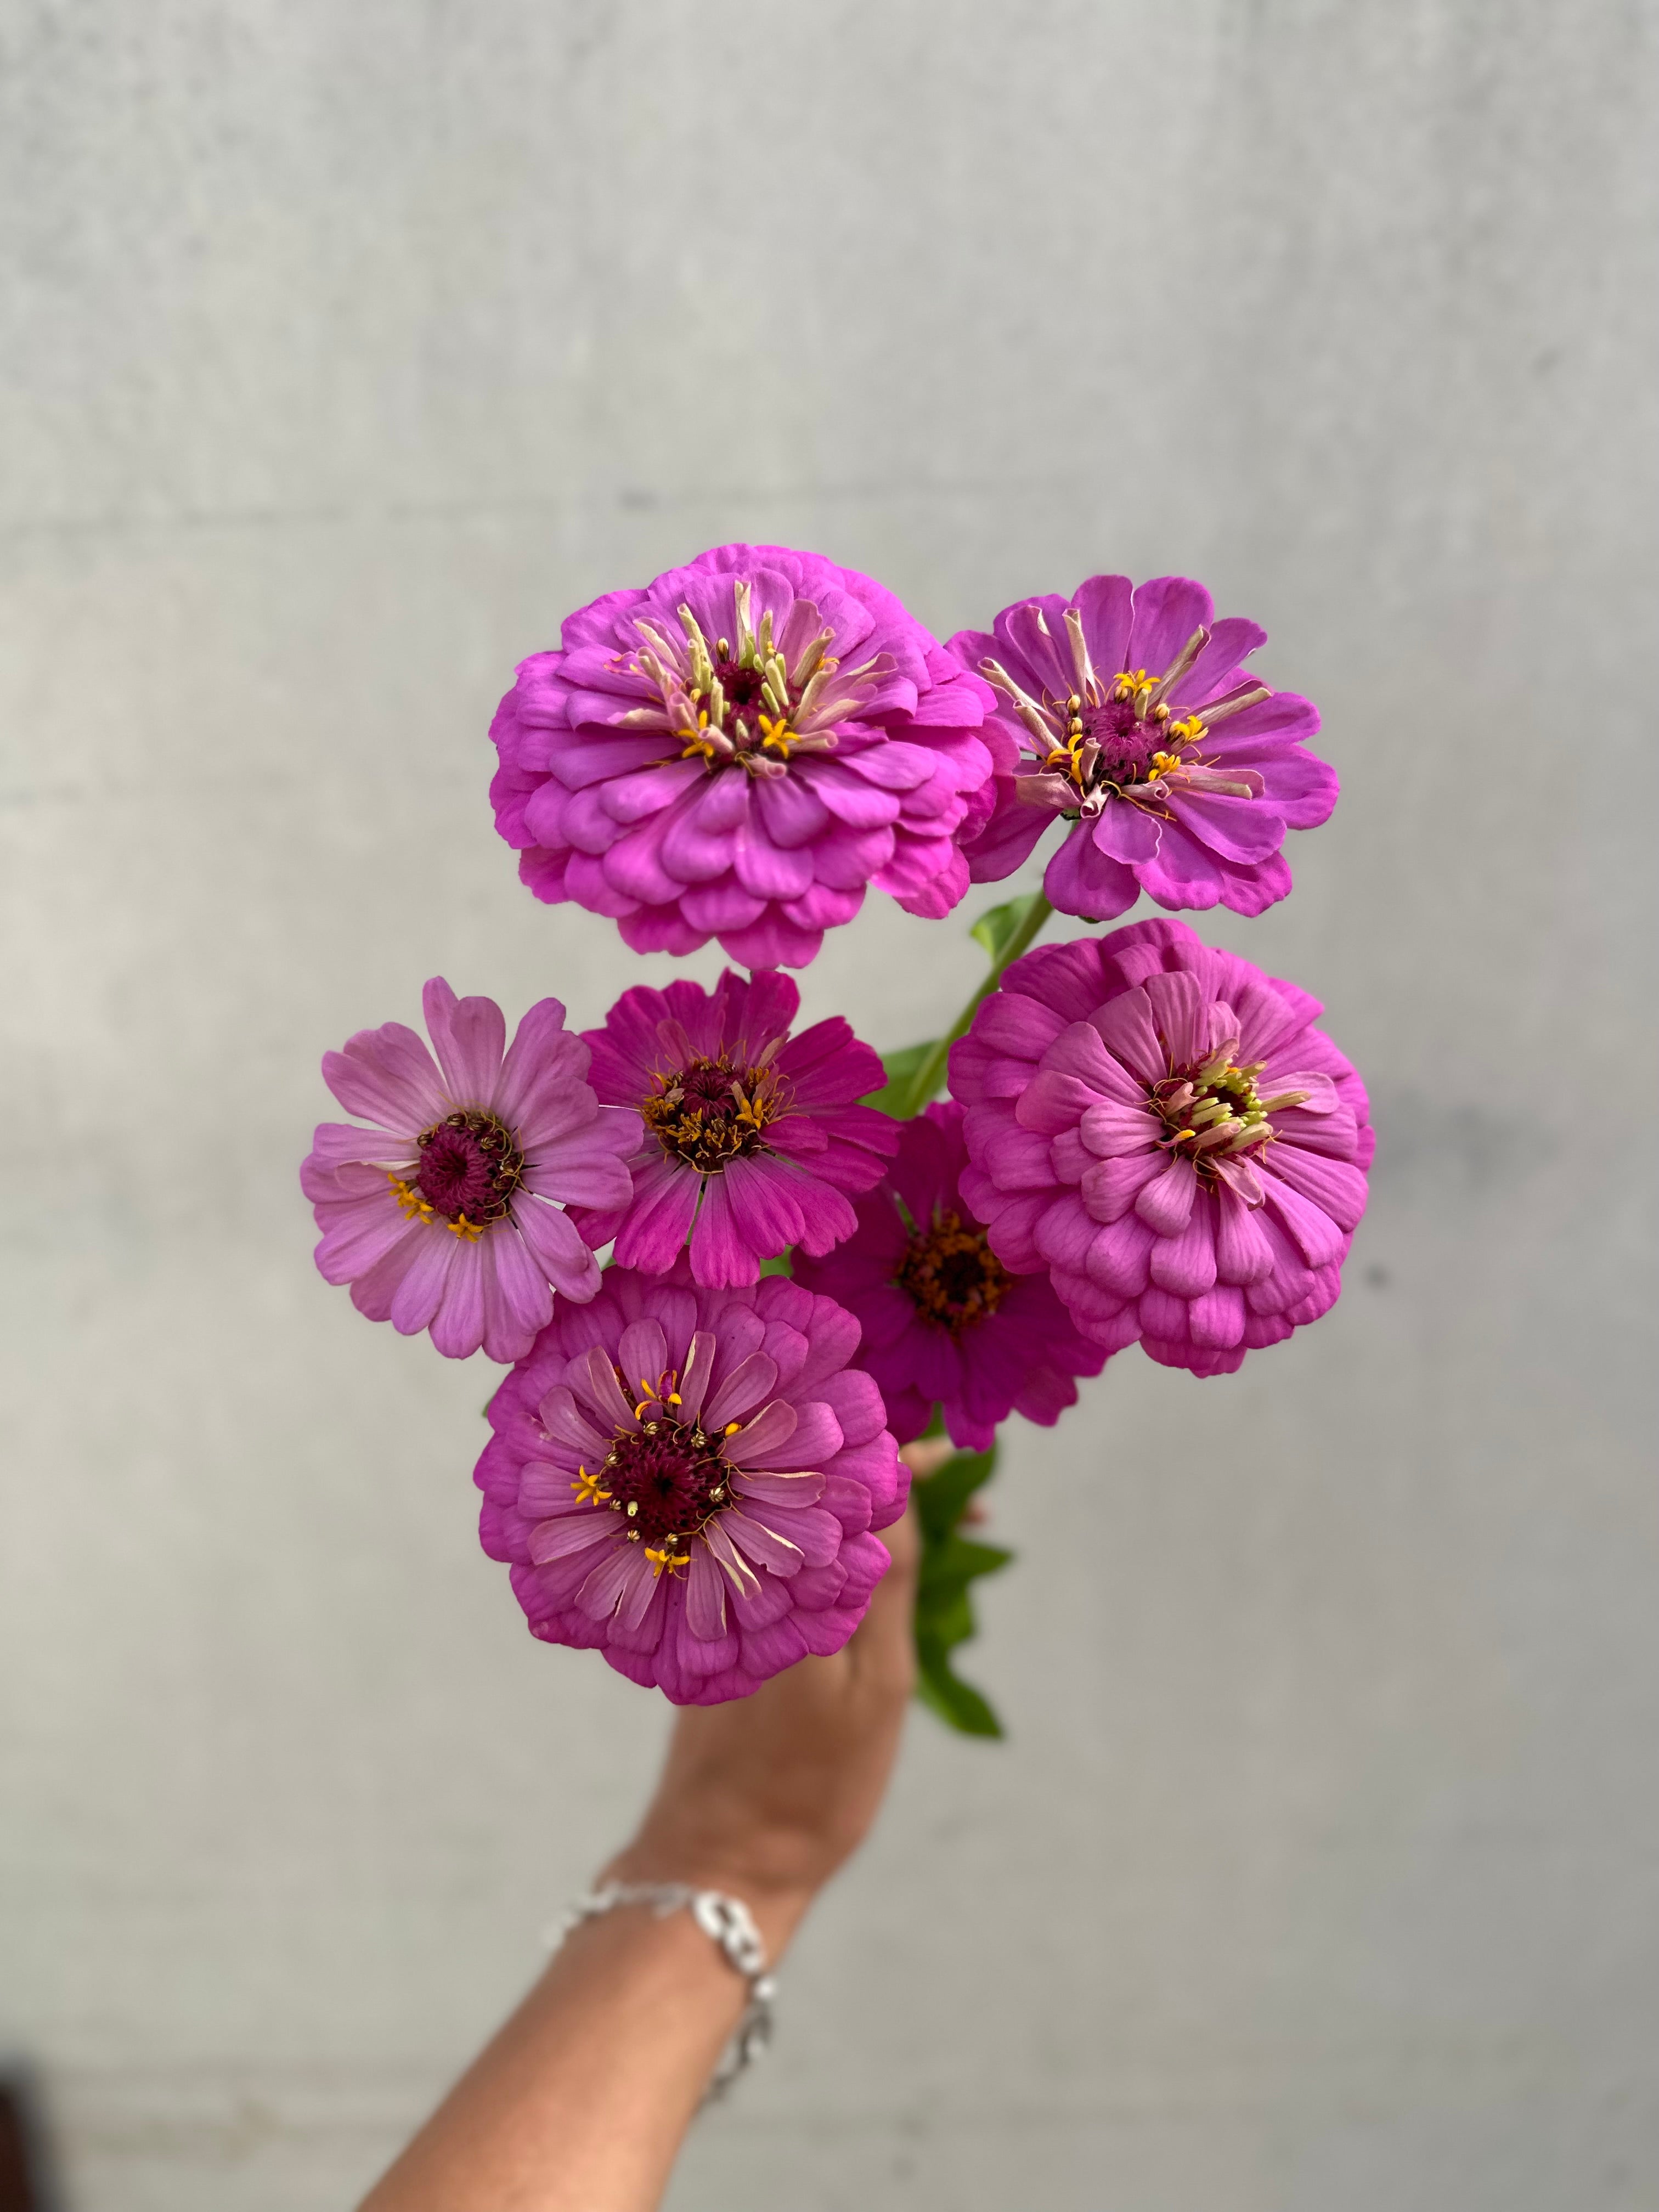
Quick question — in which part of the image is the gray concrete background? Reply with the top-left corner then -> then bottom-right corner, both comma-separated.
2,3 -> 1655,2207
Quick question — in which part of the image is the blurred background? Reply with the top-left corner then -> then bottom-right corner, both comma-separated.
2,3 -> 1655,2207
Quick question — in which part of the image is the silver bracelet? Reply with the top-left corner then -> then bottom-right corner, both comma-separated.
551,1880 -> 777,2102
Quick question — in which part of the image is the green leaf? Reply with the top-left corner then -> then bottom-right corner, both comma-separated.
862,1039 -> 936,1119
969,890 -> 1047,968
911,1436 -> 1012,1738
757,1248 -> 795,1278
916,1637 -> 1004,1736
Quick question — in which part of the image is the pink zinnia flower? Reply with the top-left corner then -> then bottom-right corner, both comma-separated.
475,1265 -> 907,1703
950,921 -> 1373,1378
571,968 -> 900,1289
950,574 -> 1338,920
489,543 -> 1001,970
301,979 -> 641,1362
794,1102 -> 1108,1451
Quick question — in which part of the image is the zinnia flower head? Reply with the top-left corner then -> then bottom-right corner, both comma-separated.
301,980 -> 641,1362
951,920 -> 1373,1376
794,1102 -> 1108,1451
572,968 -> 900,1288
489,543 -> 1001,970
475,1265 -> 907,1703
951,574 -> 1338,921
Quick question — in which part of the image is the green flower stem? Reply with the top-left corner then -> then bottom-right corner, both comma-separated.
896,891 -> 1052,1119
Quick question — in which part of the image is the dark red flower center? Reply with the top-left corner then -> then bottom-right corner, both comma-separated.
713,657 -> 768,713
591,1418 -> 731,1547
899,1211 -> 1011,1335
642,1056 -> 785,1173
414,1110 -> 524,1224
1078,695 -> 1161,787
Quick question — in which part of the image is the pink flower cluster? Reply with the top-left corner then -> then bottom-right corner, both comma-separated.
303,540 -> 1370,1709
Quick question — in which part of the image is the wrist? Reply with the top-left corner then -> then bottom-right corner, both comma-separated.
601,1838 -> 817,1959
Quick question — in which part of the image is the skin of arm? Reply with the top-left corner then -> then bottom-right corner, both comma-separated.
359,1450 -> 934,2212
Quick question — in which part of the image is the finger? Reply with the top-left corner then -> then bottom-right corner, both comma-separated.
900,1435 -> 955,1481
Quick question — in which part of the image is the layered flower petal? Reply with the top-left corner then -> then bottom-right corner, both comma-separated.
475,1266 -> 906,1703
949,920 -> 1372,1376
794,1103 -> 1109,1451
951,574 -> 1336,922
489,545 -> 999,968
301,980 -> 641,1362
574,969 -> 897,1286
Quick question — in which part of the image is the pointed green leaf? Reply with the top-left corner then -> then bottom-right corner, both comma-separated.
910,1435 -> 1011,1738
970,890 -> 1047,968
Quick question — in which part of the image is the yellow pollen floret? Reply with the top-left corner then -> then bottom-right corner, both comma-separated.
757,714 -> 797,753
572,1466 -> 612,1508
646,1544 -> 692,1579
388,1172 -> 434,1224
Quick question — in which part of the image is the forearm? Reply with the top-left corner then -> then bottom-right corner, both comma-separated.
360,1881 -> 802,2212
360,1498 -> 921,2212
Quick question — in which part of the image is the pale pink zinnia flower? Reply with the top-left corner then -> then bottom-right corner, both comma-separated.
475,1265 -> 907,1703
950,574 -> 1338,920
488,543 -> 1001,969
571,968 -> 899,1288
301,979 -> 641,1363
950,920 -> 1373,1376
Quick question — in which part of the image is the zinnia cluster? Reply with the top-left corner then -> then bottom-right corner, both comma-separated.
304,538 -> 1370,1714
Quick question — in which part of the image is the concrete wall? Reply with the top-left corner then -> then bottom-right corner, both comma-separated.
3,3 -> 1654,2206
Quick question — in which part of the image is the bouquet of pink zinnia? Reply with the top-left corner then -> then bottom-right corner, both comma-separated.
303,546 -> 1368,1732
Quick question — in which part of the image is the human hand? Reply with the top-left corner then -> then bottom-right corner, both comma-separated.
602,1443 -> 940,1955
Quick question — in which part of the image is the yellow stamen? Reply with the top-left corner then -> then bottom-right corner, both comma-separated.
645,1544 -> 692,1579
572,1466 -> 612,1508
387,1172 -> 434,1224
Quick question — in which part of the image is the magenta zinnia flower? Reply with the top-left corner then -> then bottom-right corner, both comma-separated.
571,968 -> 900,1289
301,979 -> 641,1363
489,543 -> 1001,969
794,1102 -> 1108,1451
950,574 -> 1338,919
475,1265 -> 906,1702
950,921 -> 1373,1377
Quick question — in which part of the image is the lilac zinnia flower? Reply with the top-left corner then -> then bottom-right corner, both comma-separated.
301,979 -> 641,1363
950,921 -> 1373,1378
489,543 -> 1001,970
950,574 -> 1338,920
475,1265 -> 907,1703
571,968 -> 900,1289
794,1102 -> 1108,1451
